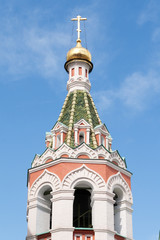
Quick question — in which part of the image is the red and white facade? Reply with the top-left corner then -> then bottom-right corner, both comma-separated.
26,16 -> 133,240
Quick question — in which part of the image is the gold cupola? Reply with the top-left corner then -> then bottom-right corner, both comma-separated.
64,40 -> 93,73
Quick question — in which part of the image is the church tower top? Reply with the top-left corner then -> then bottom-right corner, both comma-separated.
64,15 -> 93,74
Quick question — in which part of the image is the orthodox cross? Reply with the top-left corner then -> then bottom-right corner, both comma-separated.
71,15 -> 87,41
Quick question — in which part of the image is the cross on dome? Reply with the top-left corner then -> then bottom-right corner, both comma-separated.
71,15 -> 87,41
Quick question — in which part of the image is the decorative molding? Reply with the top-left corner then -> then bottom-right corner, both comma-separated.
32,148 -> 55,167
72,143 -> 98,159
95,145 -> 110,159
51,121 -> 68,132
94,124 -> 109,135
74,118 -> 91,128
109,151 -> 126,169
29,169 -> 61,198
106,172 -> 133,203
62,164 -> 105,190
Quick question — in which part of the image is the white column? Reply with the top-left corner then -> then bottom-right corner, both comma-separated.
61,130 -> 63,145
36,197 -> 51,234
52,132 -> 56,149
92,191 -> 115,240
117,200 -> 133,240
51,190 -> 74,240
105,136 -> 109,150
75,128 -> 78,145
86,128 -> 90,144
27,198 -> 37,238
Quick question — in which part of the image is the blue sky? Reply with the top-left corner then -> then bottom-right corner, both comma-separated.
0,0 -> 159,239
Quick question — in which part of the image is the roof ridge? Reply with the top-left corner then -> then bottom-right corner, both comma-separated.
66,91 -> 77,145
58,92 -> 69,122
88,93 -> 102,125
84,92 -> 97,148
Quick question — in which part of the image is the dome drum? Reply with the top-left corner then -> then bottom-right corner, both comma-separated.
64,59 -> 93,73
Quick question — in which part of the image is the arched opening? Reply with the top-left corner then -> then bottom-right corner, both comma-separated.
79,67 -> 82,75
85,69 -> 88,78
79,132 -> 85,144
101,136 -> 105,146
56,134 -> 61,148
113,188 -> 123,234
37,186 -> 52,234
71,68 -> 75,77
112,160 -> 118,166
73,186 -> 92,228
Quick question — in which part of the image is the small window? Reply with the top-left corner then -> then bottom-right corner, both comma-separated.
56,134 -> 61,148
71,68 -> 75,77
79,67 -> 82,75
85,69 -> 88,78
101,136 -> 105,146
79,132 -> 85,144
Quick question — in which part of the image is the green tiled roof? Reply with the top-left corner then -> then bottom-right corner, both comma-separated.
58,90 -> 102,148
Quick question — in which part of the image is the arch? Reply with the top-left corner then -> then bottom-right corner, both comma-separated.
76,152 -> 91,159
44,157 -> 54,164
29,169 -> 61,198
106,172 -> 133,203
62,164 -> 105,190
79,131 -> 85,144
60,154 -> 69,158
77,154 -> 90,159
98,154 -> 105,159
112,160 -> 119,166
109,151 -> 126,169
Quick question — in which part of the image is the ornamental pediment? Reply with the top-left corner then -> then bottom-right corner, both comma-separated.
32,148 -> 55,167
94,123 -> 109,135
109,150 -> 126,169
74,119 -> 91,128
95,145 -> 110,158
72,142 -> 98,159
51,121 -> 68,132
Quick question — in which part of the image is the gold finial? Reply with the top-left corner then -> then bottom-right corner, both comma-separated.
71,15 -> 87,42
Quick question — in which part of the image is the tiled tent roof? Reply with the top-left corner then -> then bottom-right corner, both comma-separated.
58,90 -> 102,148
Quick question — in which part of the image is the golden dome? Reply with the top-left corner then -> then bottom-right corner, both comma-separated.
65,39 -> 93,73
67,39 -> 91,62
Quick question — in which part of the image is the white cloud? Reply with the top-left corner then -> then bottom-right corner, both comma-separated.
93,70 -> 160,113
0,8 -> 71,82
137,0 -> 160,25
119,71 -> 160,110
152,27 -> 160,42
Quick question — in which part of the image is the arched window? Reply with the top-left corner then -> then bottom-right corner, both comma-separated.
101,136 -> 105,146
56,134 -> 61,148
71,68 -> 75,77
79,132 -> 85,144
37,186 -> 52,234
79,67 -> 82,75
73,188 -> 92,228
85,69 -> 88,78
113,188 -> 123,234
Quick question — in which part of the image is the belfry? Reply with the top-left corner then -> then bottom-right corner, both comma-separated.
26,16 -> 133,240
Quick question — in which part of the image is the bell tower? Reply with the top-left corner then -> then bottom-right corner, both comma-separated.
26,16 -> 133,240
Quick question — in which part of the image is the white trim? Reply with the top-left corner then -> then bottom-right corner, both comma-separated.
29,169 -> 61,198
29,158 -> 132,177
62,164 -> 106,190
107,172 -> 133,204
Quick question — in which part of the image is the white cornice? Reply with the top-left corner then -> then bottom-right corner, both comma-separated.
29,158 -> 132,177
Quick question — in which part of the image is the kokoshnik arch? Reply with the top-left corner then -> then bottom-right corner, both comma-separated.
26,16 -> 133,240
